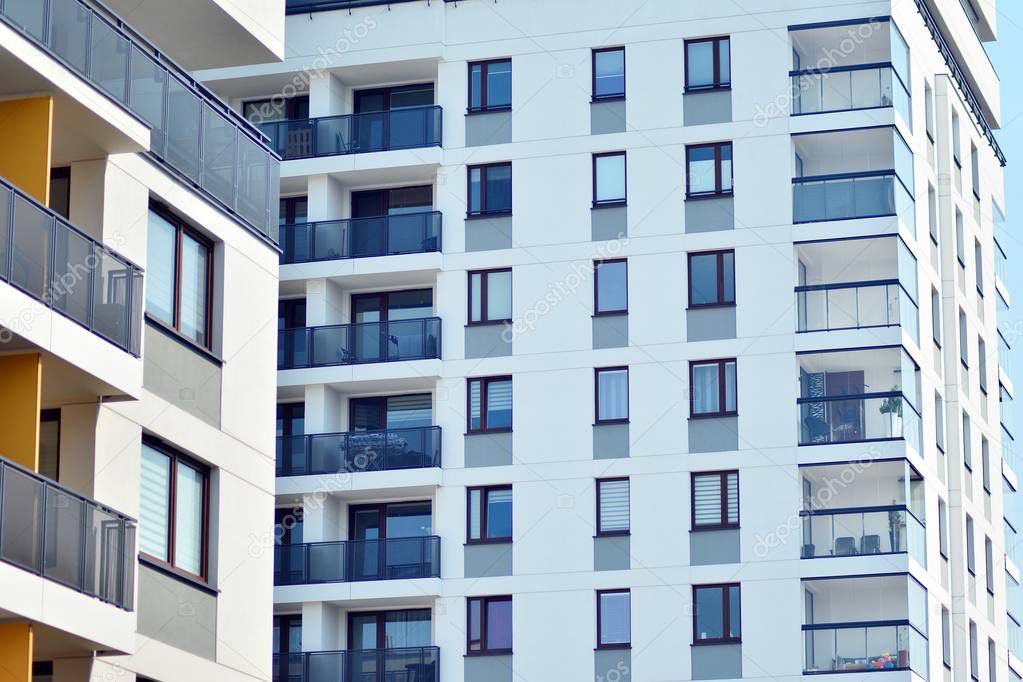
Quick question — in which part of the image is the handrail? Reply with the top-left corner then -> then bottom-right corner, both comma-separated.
275,536 -> 441,584
795,278 -> 900,293
799,503 -> 925,526
792,169 -> 898,184
278,317 -> 442,369
276,425 -> 442,476
281,211 -> 442,264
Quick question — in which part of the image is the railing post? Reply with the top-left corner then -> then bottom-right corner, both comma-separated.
79,498 -> 88,593
37,483 -> 47,576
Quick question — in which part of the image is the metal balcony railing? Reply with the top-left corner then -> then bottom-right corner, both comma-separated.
799,505 -> 926,565
0,175 -> 143,355
795,280 -> 918,338
258,107 -> 442,160
281,212 -> 442,264
275,536 -> 440,585
798,392 -> 921,450
0,0 -> 281,244
793,170 -> 914,225
791,63 -> 911,122
803,621 -> 927,675
278,317 -> 441,369
277,426 -> 441,476
0,455 -> 136,610
273,647 -> 440,682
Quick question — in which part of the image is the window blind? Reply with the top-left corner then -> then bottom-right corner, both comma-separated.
598,479 -> 630,533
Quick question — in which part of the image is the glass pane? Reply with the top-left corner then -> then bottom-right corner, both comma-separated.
728,585 -> 740,638
4,0 -> 47,39
692,363 -> 720,415
469,380 -> 482,431
50,222 -> 92,326
146,210 -> 176,326
725,361 -> 737,412
595,154 -> 626,203
469,64 -> 483,111
469,489 -> 482,540
173,462 -> 204,575
688,146 -> 716,194
599,479 -> 630,532
486,380 -> 513,430
90,17 -> 129,103
469,167 -> 482,214
695,587 -> 724,640
720,144 -> 732,191
689,254 -> 719,305
130,47 -> 169,155
600,592 -> 630,644
487,270 -> 512,321
179,233 -> 209,346
597,369 -> 628,421
0,466 -> 43,570
486,61 -> 512,108
719,39 -> 730,84
693,474 -> 722,526
166,78 -> 202,182
486,488 -> 512,539
139,444 -> 170,561
49,0 -> 90,75
687,41 -> 714,88
237,133 -> 269,230
484,165 -> 512,213
722,252 -> 735,302
11,194 -> 51,299
202,107 -> 237,208
595,49 -> 625,98
486,599 -> 513,649
596,261 -> 627,313
92,249 -> 133,348
470,273 -> 482,322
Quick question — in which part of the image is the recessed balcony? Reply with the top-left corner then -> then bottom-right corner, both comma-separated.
278,318 -> 441,369
276,426 -> 441,476
274,536 -> 440,585
274,647 -> 439,682
281,212 -> 442,265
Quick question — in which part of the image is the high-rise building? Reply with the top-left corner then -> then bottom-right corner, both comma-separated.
0,1 -> 283,681
200,1 -> 1018,681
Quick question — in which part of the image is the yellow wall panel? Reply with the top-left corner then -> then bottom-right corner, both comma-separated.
0,354 -> 42,471
0,622 -> 32,682
0,96 -> 53,204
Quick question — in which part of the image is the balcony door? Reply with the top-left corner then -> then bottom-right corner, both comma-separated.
349,502 -> 432,581
352,83 -> 434,152
274,507 -> 304,584
347,609 -> 433,682
276,403 -> 306,474
825,371 -> 865,442
278,299 -> 307,369
350,186 -> 433,257
351,289 -> 433,362
273,615 -> 303,682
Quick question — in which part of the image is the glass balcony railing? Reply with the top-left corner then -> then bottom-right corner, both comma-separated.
798,393 -> 921,450
796,281 -> 918,338
275,536 -> 440,585
0,455 -> 136,610
0,176 -> 143,355
277,427 -> 441,476
803,621 -> 927,676
259,107 -> 443,160
793,171 -> 914,226
800,506 -> 925,565
1010,615 -> 1023,661
791,64 -> 911,122
278,318 -> 441,369
0,0 -> 281,244
281,212 -> 442,264
273,647 -> 440,682
1000,330 -> 1013,377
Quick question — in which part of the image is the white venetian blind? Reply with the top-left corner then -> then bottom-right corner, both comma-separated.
694,473 -> 739,527
598,479 -> 630,533
174,461 -> 205,575
140,444 -> 171,561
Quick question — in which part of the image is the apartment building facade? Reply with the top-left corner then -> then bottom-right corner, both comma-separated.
0,1 -> 283,681
199,0 -> 1017,680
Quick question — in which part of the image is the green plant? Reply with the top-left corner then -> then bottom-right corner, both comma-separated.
879,387 -> 902,417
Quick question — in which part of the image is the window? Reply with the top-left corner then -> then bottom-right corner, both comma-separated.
146,207 -> 213,348
467,596 -> 512,654
964,412 -> 973,470
242,95 -> 308,124
140,439 -> 209,579
686,143 -> 732,197
982,437 -> 991,492
938,497 -> 949,558
467,486 -> 512,543
971,144 -> 980,199
691,471 -> 739,530
979,337 -> 988,394
38,409 -> 60,482
688,250 -> 735,307
960,309 -> 969,366
932,288 -> 942,346
969,620 -> 979,680
935,392 -> 945,452
955,210 -> 966,266
468,59 -> 511,112
468,376 -> 512,433
593,152 -> 627,206
685,37 -> 730,90
967,514 -> 976,574
690,359 -> 737,417
595,367 -> 629,424
952,109 -> 961,166
467,163 -> 512,216
593,47 -> 625,99
596,478 -> 630,535
975,239 -> 984,295
941,607 -> 951,668
594,259 -> 628,314
928,185 -> 938,244
989,639 -> 997,682
985,536 -> 995,594
468,269 -> 512,324
924,81 -> 935,141
597,590 -> 631,648
49,167 -> 70,219
693,584 -> 740,643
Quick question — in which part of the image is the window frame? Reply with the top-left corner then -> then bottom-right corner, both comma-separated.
684,36 -> 731,91
466,484 -> 513,544
467,375 -> 513,434
691,470 -> 739,531
596,589 -> 631,650
687,249 -> 735,308
593,258 -> 628,316
689,358 -> 738,418
468,59 -> 512,113
466,162 -> 513,218
692,583 -> 741,645
592,151 -> 627,207
467,595 -> 513,655
139,436 -> 211,583
685,142 -> 733,198
468,268 -> 513,326
596,477 -> 630,537
594,366 -> 630,425
592,46 -> 626,101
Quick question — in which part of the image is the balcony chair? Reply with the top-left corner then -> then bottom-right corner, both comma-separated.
803,415 -> 830,444
860,534 -> 881,554
834,536 -> 858,556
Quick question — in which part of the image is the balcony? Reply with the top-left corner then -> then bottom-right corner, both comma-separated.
277,426 -> 441,476
804,622 -> 924,674
259,107 -> 442,160
792,127 -> 914,228
798,346 -> 921,450
273,647 -> 439,682
281,212 -> 442,265
801,508 -> 925,560
0,0 -> 280,244
0,455 -> 136,610
278,318 -> 441,370
275,536 -> 440,585
0,175 -> 143,356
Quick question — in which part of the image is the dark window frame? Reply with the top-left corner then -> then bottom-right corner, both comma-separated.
689,358 -> 738,418
684,36 -> 731,91
687,249 -> 735,308
692,583 -> 741,645
594,258 -> 628,316
685,142 -> 733,198
468,59 -> 512,113
596,589 -> 631,650
467,162 -> 513,218
592,46 -> 626,101
279,196 -> 308,225
242,95 -> 309,123
596,477 -> 630,537
691,470 -> 739,531
592,151 -> 627,207
466,485 -> 513,545
595,366 -> 630,425
468,268 -> 513,326
467,595 -> 513,655
467,375 -> 513,434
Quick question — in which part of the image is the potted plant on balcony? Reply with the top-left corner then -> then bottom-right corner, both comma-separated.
879,387 -> 902,437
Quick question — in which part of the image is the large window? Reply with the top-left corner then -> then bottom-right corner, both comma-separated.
935,392 -> 945,453
595,367 -> 629,424
467,486 -> 512,543
686,143 -> 732,197
693,584 -> 740,643
964,412 -> 973,470
960,309 -> 969,367
966,514 -> 976,574
593,47 -> 626,100
467,595 -> 512,654
597,590 -> 631,649
596,478 -> 630,536
147,207 -> 213,348
688,250 -> 735,307
594,259 -> 628,314
931,287 -> 941,346
685,37 -> 730,90
593,152 -> 627,206
690,359 -> 737,417
469,269 -> 512,324
975,239 -> 984,296
467,163 -> 512,216
140,439 -> 209,579
468,59 -> 512,112
691,471 -> 739,530
468,376 -> 512,433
